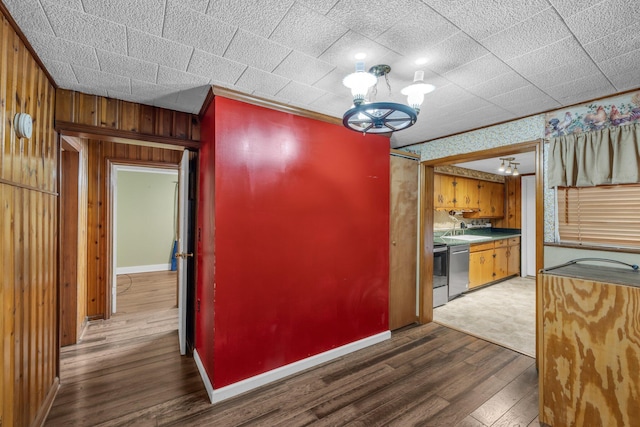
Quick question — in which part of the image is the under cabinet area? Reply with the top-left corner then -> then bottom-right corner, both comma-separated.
469,237 -> 520,289
433,173 -> 505,218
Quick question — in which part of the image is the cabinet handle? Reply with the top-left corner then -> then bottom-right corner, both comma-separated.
493,253 -> 496,258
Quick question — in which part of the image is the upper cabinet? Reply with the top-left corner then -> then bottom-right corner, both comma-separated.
433,173 -> 505,218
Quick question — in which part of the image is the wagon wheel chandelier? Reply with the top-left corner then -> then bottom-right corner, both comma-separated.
342,62 -> 435,134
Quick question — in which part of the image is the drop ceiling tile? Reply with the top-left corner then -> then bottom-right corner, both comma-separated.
163,0 -> 236,56
327,0 -> 423,39
599,48 -> 640,82
318,31 -> 397,73
41,0 -> 127,54
96,49 -> 157,83
312,68 -> 349,96
375,2 -> 458,55
426,83 -> 478,107
71,84 -> 108,97
2,0 -> 54,35
583,21 -> 640,63
82,0 -> 164,36
72,65 -> 131,93
565,0 -> 640,45
223,29 -> 291,72
467,72 -> 530,99
506,36 -> 591,77
547,0 -> 606,18
269,3 -> 347,57
187,50 -> 247,84
41,59 -> 77,87
235,67 -> 290,96
607,69 -> 640,92
489,84 -> 553,109
272,51 -> 335,85
131,79 -> 180,104
482,7 -> 572,61
446,0 -> 549,40
543,73 -> 615,105
295,0 -> 340,14
25,31 -> 99,69
127,28 -> 193,70
176,85 -> 211,110
157,66 -> 211,87
309,92 -> 349,117
421,0 -> 471,17
207,0 -> 294,38
503,96 -> 561,117
422,32 -> 490,75
525,60 -> 602,89
276,81 -> 325,105
443,54 -> 513,89
181,0 -> 210,13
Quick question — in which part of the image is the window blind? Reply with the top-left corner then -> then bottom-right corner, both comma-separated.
557,184 -> 640,248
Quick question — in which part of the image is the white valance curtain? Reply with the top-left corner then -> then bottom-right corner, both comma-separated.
548,123 -> 640,187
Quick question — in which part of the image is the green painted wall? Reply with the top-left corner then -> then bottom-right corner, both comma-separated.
116,170 -> 178,269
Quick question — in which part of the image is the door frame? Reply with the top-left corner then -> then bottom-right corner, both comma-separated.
418,139 -> 544,356
109,162 -> 179,314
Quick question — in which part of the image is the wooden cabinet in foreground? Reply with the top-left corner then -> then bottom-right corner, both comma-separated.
538,267 -> 640,427
469,237 -> 520,289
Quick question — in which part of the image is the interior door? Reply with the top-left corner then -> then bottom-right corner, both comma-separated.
389,154 -> 418,330
177,150 -> 189,355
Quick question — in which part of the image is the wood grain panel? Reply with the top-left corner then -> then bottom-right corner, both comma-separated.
1,6 -> 59,427
389,154 -> 418,330
495,176 -> 521,228
55,89 -> 201,148
539,274 -> 640,426
85,140 -> 183,318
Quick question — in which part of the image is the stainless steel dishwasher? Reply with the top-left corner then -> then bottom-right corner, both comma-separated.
448,244 -> 469,299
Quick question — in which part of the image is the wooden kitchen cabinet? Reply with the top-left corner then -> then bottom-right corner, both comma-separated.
466,180 -> 505,218
454,176 -> 479,210
469,237 -> 520,289
433,173 -> 456,209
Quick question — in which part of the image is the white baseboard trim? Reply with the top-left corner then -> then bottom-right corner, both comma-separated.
195,330 -> 391,404
116,263 -> 171,275
193,349 -> 215,402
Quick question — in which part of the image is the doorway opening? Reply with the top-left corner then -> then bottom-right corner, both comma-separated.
111,165 -> 179,316
420,140 -> 543,358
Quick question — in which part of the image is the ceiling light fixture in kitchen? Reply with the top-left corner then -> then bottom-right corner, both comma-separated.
498,157 -> 515,173
342,62 -> 435,134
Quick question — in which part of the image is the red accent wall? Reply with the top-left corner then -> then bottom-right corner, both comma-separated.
197,97 -> 390,388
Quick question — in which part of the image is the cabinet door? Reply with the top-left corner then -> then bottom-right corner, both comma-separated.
469,249 -> 494,289
490,181 -> 505,217
507,244 -> 520,276
476,181 -> 505,218
494,246 -> 509,281
455,177 -> 479,210
434,174 -> 456,209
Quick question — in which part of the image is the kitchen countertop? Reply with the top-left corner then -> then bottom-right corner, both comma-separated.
434,228 -> 521,246
540,263 -> 640,288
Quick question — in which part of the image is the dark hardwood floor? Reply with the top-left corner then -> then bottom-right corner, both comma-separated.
47,272 -> 539,426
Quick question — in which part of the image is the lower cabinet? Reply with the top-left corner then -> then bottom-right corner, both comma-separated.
469,237 -> 520,289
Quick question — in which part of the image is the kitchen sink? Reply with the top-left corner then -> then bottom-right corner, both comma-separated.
440,235 -> 488,242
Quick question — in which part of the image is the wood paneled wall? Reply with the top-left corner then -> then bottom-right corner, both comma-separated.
85,140 -> 183,318
494,175 -> 521,228
1,8 -> 59,427
55,89 -> 201,148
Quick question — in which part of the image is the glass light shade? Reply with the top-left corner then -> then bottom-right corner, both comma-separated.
512,166 -> 519,176
343,61 -> 376,106
401,71 -> 435,113
505,164 -> 512,174
498,161 -> 505,172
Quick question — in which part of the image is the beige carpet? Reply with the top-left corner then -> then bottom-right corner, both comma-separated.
433,277 -> 536,357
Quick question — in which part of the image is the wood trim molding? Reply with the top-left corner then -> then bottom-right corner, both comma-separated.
0,177 -> 59,196
32,377 -> 60,427
0,2 -> 58,89
212,86 -> 345,127
55,120 -> 200,149
418,164 -> 434,324
421,140 -> 540,167
390,149 -> 420,159
199,86 -> 215,118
